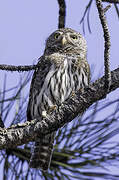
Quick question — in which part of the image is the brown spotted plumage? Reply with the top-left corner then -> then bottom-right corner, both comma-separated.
27,28 -> 90,171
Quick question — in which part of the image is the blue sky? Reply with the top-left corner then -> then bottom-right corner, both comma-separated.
0,0 -> 119,178
0,0 -> 118,73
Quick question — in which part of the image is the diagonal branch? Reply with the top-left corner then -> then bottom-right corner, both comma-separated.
0,67 -> 119,149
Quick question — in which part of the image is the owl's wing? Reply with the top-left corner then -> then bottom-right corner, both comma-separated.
27,56 -> 56,170
27,55 -> 51,121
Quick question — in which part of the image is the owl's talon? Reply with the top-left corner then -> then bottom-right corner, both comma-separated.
42,111 -> 47,118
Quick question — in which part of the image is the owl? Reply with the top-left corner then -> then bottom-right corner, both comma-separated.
27,28 -> 90,171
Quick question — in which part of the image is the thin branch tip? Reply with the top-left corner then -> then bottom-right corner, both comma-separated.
103,4 -> 112,13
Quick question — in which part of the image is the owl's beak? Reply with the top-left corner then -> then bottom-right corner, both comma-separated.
61,36 -> 67,46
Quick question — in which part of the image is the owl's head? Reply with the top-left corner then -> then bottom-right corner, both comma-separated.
44,28 -> 87,58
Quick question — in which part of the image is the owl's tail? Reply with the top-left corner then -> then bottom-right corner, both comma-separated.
29,132 -> 55,171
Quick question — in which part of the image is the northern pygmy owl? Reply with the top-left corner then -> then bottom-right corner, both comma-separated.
27,28 -> 90,171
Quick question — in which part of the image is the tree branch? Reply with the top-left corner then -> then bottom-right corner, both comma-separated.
96,0 -> 111,92
57,0 -> 66,28
0,64 -> 37,72
0,67 -> 119,149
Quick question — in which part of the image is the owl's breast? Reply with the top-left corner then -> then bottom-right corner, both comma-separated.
42,57 -> 88,107
49,59 -> 73,103
33,57 -> 89,117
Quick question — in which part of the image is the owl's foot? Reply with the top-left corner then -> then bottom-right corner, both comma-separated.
42,111 -> 47,118
42,105 -> 57,117
47,105 -> 57,114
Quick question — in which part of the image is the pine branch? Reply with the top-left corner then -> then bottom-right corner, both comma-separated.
0,67 -> 119,149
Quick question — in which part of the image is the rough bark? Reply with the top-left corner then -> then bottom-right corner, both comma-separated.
96,0 -> 111,91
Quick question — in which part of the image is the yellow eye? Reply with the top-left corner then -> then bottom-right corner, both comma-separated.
54,33 -> 60,39
70,34 -> 78,40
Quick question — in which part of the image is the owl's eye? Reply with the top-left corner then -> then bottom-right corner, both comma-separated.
70,34 -> 78,40
54,33 -> 60,39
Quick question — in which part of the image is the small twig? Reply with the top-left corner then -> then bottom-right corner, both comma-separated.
57,0 -> 66,28
103,4 -> 112,13
0,64 -> 37,72
96,0 -> 111,92
102,0 -> 119,3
